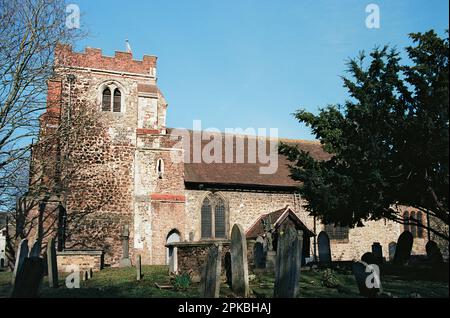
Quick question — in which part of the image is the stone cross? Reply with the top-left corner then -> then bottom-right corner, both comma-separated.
136,254 -> 142,281
120,225 -> 131,267
12,239 -> 29,285
393,231 -> 413,265
371,242 -> 383,264
274,228 -> 303,298
199,243 -> 222,298
230,224 -> 249,297
46,237 -> 59,288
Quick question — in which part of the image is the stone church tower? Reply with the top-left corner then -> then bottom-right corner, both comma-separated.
36,44 -> 186,265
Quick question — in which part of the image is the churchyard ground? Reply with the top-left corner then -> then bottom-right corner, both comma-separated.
0,263 -> 447,298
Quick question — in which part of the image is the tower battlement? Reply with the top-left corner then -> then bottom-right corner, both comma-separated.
55,43 -> 157,76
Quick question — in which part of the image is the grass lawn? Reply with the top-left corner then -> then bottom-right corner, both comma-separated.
0,263 -> 448,298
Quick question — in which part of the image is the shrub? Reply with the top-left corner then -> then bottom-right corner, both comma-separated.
321,269 -> 340,288
171,272 -> 192,291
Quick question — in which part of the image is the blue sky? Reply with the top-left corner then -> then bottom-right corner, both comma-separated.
75,0 -> 448,140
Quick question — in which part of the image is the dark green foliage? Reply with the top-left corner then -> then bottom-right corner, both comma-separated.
170,271 -> 192,291
280,30 -> 449,240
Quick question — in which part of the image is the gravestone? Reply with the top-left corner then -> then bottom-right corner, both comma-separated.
88,268 -> 93,279
136,254 -> 142,281
317,231 -> 331,264
29,240 -> 41,258
393,231 -> 413,265
12,239 -> 29,284
253,239 -> 266,269
11,257 -> 45,298
361,252 -> 377,265
120,225 -> 132,267
199,243 -> 222,298
425,241 -> 443,264
224,252 -> 232,287
230,224 -> 249,297
351,261 -> 381,298
371,242 -> 383,264
274,228 -> 303,298
46,238 -> 58,288
388,242 -> 396,262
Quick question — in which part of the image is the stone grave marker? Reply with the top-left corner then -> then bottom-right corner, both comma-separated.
199,243 -> 222,298
46,237 -> 58,288
224,251 -> 232,287
351,260 -> 381,298
274,228 -> 303,298
317,231 -> 331,264
230,224 -> 249,297
29,240 -> 41,258
136,254 -> 142,281
11,257 -> 45,298
88,268 -> 93,279
361,252 -> 377,265
253,236 -> 266,269
120,225 -> 132,267
388,242 -> 396,262
393,231 -> 413,265
371,242 -> 383,264
425,241 -> 443,264
12,239 -> 28,284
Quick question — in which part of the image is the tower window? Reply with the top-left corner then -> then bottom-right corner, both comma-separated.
102,88 -> 111,111
113,89 -> 121,112
156,158 -> 164,179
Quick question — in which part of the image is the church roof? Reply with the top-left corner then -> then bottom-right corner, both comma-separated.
169,129 -> 331,189
245,206 -> 315,238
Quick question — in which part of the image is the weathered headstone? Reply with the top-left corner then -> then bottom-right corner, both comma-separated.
12,239 -> 29,284
274,228 -> 303,298
351,261 -> 381,298
46,238 -> 58,288
317,231 -> 332,264
388,242 -> 397,262
88,268 -> 93,279
265,251 -> 276,272
11,257 -> 45,298
136,254 -> 142,281
361,252 -> 377,265
393,231 -> 413,265
29,240 -> 41,258
253,239 -> 266,269
199,243 -> 222,298
120,225 -> 132,267
224,251 -> 232,287
230,224 -> 249,297
425,241 -> 443,264
82,270 -> 88,281
371,242 -> 383,264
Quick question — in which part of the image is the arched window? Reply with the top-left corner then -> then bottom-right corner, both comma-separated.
410,211 -> 418,238
102,88 -> 111,111
113,89 -> 121,112
201,198 -> 212,238
324,224 -> 349,242
403,210 -> 424,238
200,194 -> 228,239
156,158 -> 164,179
214,198 -> 226,238
403,211 -> 410,233
416,211 -> 424,238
